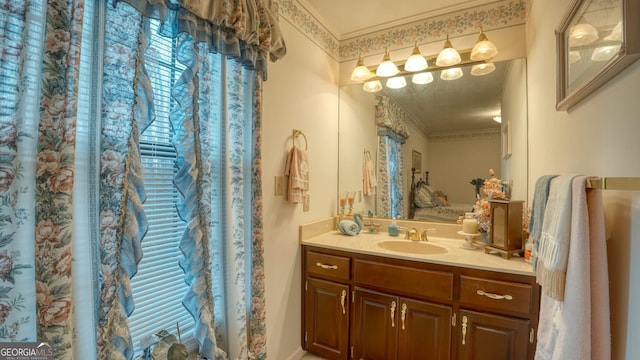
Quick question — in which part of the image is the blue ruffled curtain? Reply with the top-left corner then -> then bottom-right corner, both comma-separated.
110,0 -> 283,359
376,136 -> 405,219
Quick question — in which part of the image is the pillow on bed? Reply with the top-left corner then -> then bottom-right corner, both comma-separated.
432,192 -> 450,207
414,187 -> 435,208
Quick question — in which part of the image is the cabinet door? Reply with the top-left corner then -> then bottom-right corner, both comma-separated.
457,309 -> 530,360
305,278 -> 350,360
397,298 -> 452,360
352,288 -> 398,360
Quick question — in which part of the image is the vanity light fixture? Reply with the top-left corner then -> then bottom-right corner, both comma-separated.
376,48 -> 400,77
386,76 -> 407,89
493,115 -> 502,123
471,62 -> 495,76
351,54 -> 373,81
412,72 -> 434,85
470,27 -> 498,61
350,28 -> 498,92
440,67 -> 463,80
569,23 -> 599,47
436,34 -> 462,67
363,80 -> 383,93
404,42 -> 429,72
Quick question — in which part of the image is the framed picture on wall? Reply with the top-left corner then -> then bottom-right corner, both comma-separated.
412,150 -> 422,173
502,122 -> 512,159
556,0 -> 640,110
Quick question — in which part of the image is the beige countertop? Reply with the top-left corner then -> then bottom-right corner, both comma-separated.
301,230 -> 534,276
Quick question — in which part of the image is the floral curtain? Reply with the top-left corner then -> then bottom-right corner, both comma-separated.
375,95 -> 408,219
1,0 -> 284,358
0,0 -> 86,357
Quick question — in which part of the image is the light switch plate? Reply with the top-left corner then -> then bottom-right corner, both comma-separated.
274,176 -> 283,196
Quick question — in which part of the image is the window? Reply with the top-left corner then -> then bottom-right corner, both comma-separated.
128,19 -> 195,355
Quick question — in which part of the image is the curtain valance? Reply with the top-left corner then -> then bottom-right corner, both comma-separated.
119,0 -> 287,80
375,95 -> 410,141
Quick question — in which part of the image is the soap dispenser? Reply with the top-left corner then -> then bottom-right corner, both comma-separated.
388,218 -> 400,236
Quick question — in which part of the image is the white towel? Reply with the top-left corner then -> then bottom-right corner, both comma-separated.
535,176 -> 610,360
536,175 -> 575,300
284,145 -> 309,204
362,151 -> 376,196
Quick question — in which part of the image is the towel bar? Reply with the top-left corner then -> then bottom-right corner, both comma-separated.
586,177 -> 640,190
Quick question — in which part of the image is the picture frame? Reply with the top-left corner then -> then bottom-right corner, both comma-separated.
412,150 -> 422,174
502,122 -> 512,159
556,0 -> 640,111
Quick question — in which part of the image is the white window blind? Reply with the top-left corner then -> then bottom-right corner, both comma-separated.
129,19 -> 195,356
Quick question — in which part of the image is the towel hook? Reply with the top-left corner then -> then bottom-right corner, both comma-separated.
293,129 -> 308,150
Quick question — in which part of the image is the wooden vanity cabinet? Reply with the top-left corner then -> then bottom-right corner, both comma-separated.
303,251 -> 351,360
457,309 -> 530,360
352,288 -> 452,360
301,245 -> 540,360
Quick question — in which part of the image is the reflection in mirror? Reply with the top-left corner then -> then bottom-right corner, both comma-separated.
338,58 -> 528,223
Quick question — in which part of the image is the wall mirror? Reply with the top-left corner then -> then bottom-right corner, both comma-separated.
338,58 -> 528,223
556,0 -> 640,110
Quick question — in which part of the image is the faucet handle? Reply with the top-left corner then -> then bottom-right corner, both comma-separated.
421,228 -> 436,241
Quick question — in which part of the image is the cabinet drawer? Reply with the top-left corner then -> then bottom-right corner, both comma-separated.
306,251 -> 351,281
354,260 -> 453,302
460,275 -> 533,316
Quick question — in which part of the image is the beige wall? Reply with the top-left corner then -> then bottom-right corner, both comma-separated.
527,1 -> 640,359
262,19 -> 339,360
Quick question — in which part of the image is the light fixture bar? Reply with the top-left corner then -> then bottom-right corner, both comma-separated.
362,48 -> 487,83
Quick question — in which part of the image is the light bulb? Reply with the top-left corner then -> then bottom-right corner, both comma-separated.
386,76 -> 407,89
436,35 -> 461,67
404,42 -> 428,72
470,30 -> 498,61
471,63 -> 496,76
376,48 -> 399,77
363,80 -> 382,92
440,67 -> 463,80
569,23 -> 599,47
591,44 -> 621,61
412,72 -> 434,85
351,54 -> 373,82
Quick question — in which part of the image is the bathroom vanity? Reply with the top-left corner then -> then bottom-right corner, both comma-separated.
300,231 -> 540,360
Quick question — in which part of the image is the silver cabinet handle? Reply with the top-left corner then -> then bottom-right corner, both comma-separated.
340,290 -> 347,314
461,315 -> 468,345
315,262 -> 338,270
476,290 -> 513,300
390,301 -> 397,328
401,303 -> 407,330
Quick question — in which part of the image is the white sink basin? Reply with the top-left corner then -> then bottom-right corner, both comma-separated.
377,240 -> 448,255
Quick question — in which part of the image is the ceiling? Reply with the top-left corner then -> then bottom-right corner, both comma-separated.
301,0 -> 507,135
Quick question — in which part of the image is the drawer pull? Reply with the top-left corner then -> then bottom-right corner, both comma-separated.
315,262 -> 338,270
461,315 -> 468,345
476,290 -> 513,300
401,303 -> 407,330
340,290 -> 347,314
390,301 -> 397,328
